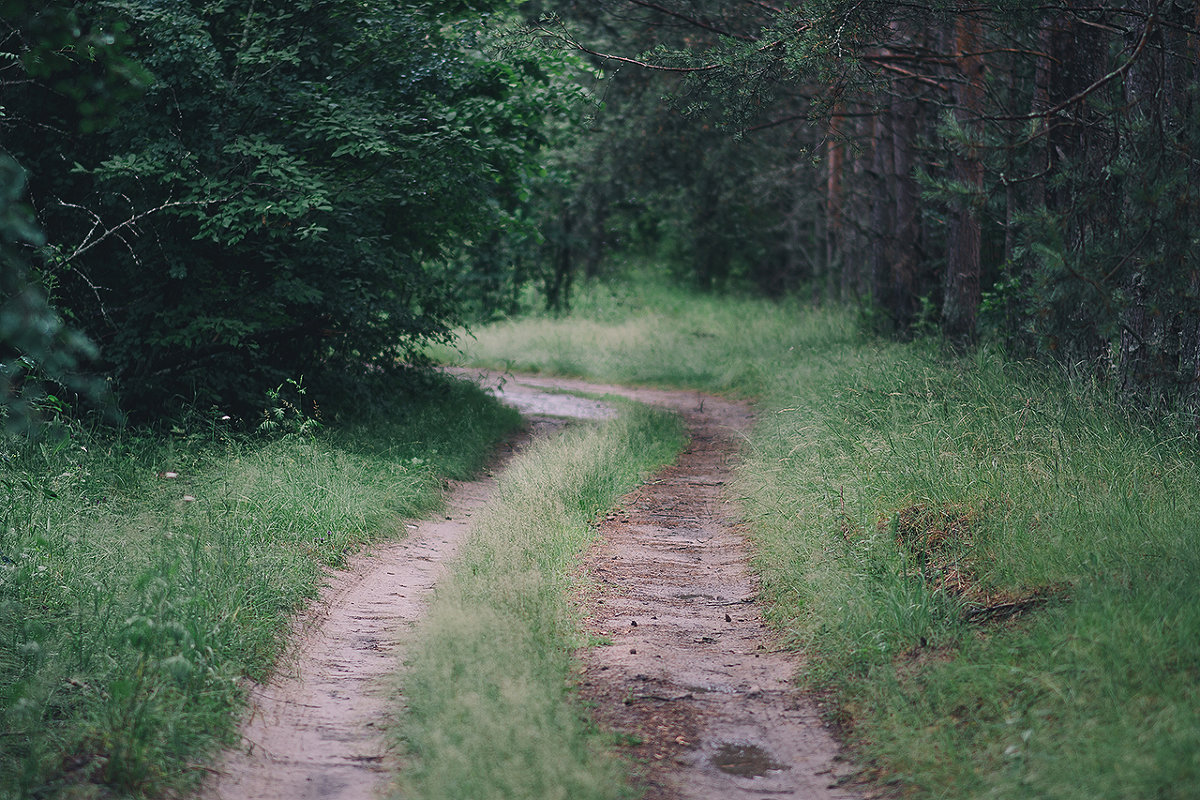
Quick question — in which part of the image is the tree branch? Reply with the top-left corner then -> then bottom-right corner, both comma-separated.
531,19 -> 721,72
622,0 -> 756,42
54,196 -> 214,264
984,4 -> 1159,122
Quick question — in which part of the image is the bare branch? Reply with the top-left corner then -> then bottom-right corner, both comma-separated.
864,58 -> 950,91
54,196 -> 212,264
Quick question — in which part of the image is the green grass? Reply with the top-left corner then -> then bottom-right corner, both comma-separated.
433,280 -> 858,397
0,376 -> 520,800
392,400 -> 686,800
748,347 -> 1200,799
439,276 -> 1200,800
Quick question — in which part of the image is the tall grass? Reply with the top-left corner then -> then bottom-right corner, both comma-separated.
0,377 -> 519,799
751,346 -> 1200,799
393,401 -> 686,800
443,276 -> 1200,799
435,280 -> 858,397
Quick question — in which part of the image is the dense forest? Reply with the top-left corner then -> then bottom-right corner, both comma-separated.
3,0 -> 1199,424
529,0 -> 1200,416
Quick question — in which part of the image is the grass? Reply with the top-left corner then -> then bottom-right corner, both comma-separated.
432,280 -> 857,397
439,275 -> 1200,799
0,375 -> 520,800
392,400 -> 686,800
749,347 -> 1200,799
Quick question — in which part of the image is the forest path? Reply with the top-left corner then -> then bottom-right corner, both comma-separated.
200,372 -> 854,800
481,372 -> 857,800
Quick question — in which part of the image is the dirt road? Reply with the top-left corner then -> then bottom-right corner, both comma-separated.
200,373 -> 855,800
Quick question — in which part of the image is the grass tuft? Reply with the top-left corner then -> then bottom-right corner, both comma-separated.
393,401 -> 686,800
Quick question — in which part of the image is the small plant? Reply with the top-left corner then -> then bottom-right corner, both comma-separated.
257,377 -> 321,437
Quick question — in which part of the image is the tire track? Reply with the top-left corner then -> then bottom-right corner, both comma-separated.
200,372 -> 856,800
473,372 -> 858,799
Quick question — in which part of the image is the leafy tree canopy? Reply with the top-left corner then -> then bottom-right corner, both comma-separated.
2,0 -> 585,419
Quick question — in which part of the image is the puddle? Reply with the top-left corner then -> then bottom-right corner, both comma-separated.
711,742 -> 790,778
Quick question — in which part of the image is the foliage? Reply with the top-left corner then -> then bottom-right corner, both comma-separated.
0,0 -> 145,431
518,1 -> 826,297
529,1 -> 1200,417
0,157 -> 104,434
2,0 -> 582,418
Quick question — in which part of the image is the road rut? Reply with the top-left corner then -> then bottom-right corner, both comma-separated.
200,372 -> 856,800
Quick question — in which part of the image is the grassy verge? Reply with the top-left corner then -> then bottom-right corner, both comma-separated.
392,401 -> 686,800
431,280 -> 856,397
441,277 -> 1200,799
0,376 -> 519,800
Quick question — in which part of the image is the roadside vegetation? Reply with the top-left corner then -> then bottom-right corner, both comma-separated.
392,401 -> 686,800
439,277 -> 1200,799
7,3 -> 1195,798
0,377 -> 519,799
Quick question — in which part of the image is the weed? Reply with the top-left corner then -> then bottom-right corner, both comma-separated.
257,377 -> 320,437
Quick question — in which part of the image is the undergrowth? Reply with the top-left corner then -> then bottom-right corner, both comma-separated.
392,400 -> 686,800
0,375 -> 519,800
442,274 -> 1200,800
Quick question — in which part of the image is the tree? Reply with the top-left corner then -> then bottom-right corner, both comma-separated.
0,157 -> 103,431
1,0 -> 146,428
533,0 -> 1200,415
4,0 -> 581,417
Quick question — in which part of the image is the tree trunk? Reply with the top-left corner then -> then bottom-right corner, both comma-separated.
889,89 -> 921,330
545,212 -> 574,312
942,12 -> 985,342
869,107 -> 895,323
825,108 -> 845,301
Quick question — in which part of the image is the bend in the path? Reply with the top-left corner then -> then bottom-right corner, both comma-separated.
473,371 -> 859,800
201,371 -> 857,800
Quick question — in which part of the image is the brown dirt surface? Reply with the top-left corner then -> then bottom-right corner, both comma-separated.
200,371 -> 858,800
466,371 -> 858,799
200,408 -> 571,800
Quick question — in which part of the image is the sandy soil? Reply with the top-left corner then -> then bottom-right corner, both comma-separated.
469,372 -> 858,799
200,405 -> 574,800
199,371 -> 856,800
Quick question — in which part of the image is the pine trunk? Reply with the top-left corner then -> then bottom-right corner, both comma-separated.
943,12 -> 985,342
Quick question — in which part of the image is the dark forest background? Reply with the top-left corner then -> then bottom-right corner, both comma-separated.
3,1 -> 1199,424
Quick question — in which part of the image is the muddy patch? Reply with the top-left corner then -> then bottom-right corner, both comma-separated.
712,742 -> 790,778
